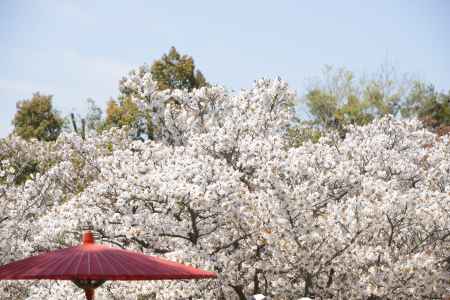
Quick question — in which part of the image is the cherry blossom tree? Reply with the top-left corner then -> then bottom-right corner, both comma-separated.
0,65 -> 448,299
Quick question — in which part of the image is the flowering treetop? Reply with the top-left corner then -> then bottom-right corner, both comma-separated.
0,65 -> 448,299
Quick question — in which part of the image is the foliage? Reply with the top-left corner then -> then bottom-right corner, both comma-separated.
286,120 -> 322,147
401,81 -> 450,135
12,93 -> 64,141
151,46 -> 208,91
107,47 -> 208,139
0,68 -> 448,300
304,65 -> 411,135
103,96 -> 152,140
105,98 -> 134,128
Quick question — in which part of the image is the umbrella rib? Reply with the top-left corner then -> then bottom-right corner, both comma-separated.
118,250 -> 212,279
0,258 -> 25,277
95,249 -> 123,278
92,252 -> 104,276
122,251 -> 190,276
87,252 -> 91,275
2,248 -> 54,279
0,257 -> 36,278
8,250 -> 57,278
114,250 -> 158,277
74,247 -> 85,277
36,248 -> 77,278
102,250 -> 132,278
57,246 -> 84,279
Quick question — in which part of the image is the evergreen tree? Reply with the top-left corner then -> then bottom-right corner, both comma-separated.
151,46 -> 208,91
13,92 -> 63,141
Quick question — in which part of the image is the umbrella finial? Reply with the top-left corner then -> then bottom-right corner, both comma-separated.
83,231 -> 95,244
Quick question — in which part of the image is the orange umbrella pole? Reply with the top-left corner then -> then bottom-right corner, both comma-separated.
84,288 -> 95,300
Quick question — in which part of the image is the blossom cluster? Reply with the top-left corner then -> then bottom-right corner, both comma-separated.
0,66 -> 448,299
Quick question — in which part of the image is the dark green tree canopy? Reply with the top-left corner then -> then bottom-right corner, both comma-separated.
150,46 -> 208,91
13,92 -> 64,141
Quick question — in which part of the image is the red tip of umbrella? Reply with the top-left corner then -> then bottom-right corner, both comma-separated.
83,231 -> 95,245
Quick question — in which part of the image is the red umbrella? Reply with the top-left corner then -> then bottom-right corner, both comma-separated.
0,231 -> 216,299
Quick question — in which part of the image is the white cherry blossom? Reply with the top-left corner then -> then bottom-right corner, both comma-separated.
0,66 -> 448,299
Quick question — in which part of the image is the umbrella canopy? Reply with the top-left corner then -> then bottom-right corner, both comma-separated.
0,231 -> 216,299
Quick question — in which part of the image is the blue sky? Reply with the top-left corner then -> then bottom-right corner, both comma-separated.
1,0 -> 449,137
